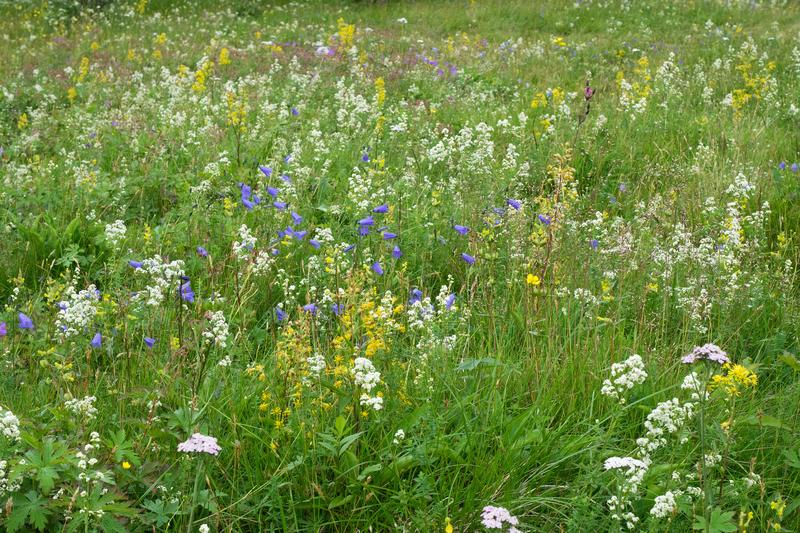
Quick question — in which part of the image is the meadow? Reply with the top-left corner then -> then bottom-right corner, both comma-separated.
1,0 -> 800,530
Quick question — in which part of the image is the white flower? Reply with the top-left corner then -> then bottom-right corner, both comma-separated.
601,354 -> 648,404
650,491 -> 677,518
202,311 -> 229,348
393,429 -> 405,444
0,406 -> 20,442
104,220 -> 127,250
352,357 -> 380,392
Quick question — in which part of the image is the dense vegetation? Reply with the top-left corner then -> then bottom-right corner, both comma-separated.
1,0 -> 799,531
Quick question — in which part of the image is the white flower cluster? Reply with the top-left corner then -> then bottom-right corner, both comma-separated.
64,396 -> 98,421
636,398 -> 694,455
55,284 -> 100,338
352,357 -> 383,410
0,459 -> 21,498
133,256 -> 186,306
0,405 -> 20,441
233,224 -> 257,260
202,310 -> 229,348
306,353 -> 327,378
104,219 -> 127,250
601,354 -> 647,404
649,490 -> 677,518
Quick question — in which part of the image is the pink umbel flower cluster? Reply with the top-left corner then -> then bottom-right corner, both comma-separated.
681,343 -> 729,365
177,433 -> 221,456
481,505 -> 521,532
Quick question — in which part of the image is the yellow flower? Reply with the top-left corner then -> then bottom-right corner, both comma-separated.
17,113 -> 28,129
526,274 -> 541,286
67,87 -> 77,102
552,36 -> 566,47
444,517 -> 453,533
375,77 -> 385,107
122,461 -> 131,470
219,47 -> 231,66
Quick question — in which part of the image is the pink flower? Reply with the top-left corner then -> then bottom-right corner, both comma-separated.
481,505 -> 519,530
177,433 -> 221,456
682,343 -> 729,365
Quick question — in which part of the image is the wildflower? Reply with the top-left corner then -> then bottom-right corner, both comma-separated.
445,293 -> 456,309
393,429 -> 405,444
144,337 -> 156,348
372,261 -> 384,275
590,239 -> 599,250
709,363 -> 758,396
91,333 -> 102,348
276,307 -> 287,321
444,517 -> 453,533
361,153 -> 370,162
180,280 -> 195,303
291,212 -> 303,225
410,289 -> 423,304
291,107 -> 299,116
537,214 -> 552,226
601,354 -> 648,404
481,505 -> 520,530
197,246 -> 208,257
129,260 -> 143,269
122,461 -> 131,469
779,161 -> 786,170
794,164 -> 799,173
507,198 -> 521,210
199,525 -> 210,533
303,303 -> 318,316
353,357 -> 381,392
177,433 -> 221,456
218,47 -> 230,66
383,232 -> 397,240
461,253 -> 476,265
526,274 -> 541,286
358,216 -> 375,226
0,322 -> 6,337
454,225 -> 470,235
267,186 -> 279,198
682,343 -> 729,365
0,405 -> 21,441
392,245 -> 403,259
259,166 -> 272,178
18,312 -> 34,330
373,204 -> 389,213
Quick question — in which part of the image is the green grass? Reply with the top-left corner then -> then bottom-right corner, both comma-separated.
0,0 -> 799,531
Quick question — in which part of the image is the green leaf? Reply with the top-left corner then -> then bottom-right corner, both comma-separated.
7,491 -> 52,532
740,414 -> 793,431
327,494 -> 353,510
779,352 -> 800,372
693,508 -> 737,533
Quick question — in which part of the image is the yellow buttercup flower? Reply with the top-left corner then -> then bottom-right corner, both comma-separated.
526,274 -> 541,286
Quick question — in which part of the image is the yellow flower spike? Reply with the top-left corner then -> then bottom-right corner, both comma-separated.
219,47 -> 230,65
